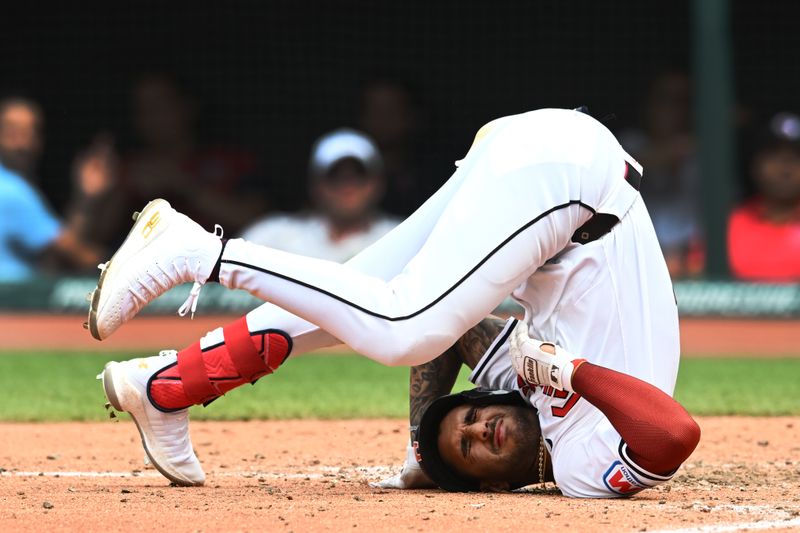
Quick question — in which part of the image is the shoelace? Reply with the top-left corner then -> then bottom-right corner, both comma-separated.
177,224 -> 224,319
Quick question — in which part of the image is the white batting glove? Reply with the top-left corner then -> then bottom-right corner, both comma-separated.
370,439 -> 436,489
509,320 -> 584,392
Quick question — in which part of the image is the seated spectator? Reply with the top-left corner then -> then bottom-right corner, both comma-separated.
118,72 -> 265,236
0,97 -> 43,182
65,133 -> 126,251
0,97 -> 101,281
618,69 -> 703,277
728,112 -> 800,282
242,129 -> 399,263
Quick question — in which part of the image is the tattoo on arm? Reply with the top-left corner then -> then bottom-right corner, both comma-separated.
408,315 -> 509,431
409,349 -> 461,430
451,315 -> 508,369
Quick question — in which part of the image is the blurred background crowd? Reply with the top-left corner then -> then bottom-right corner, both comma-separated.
2,1 -> 799,284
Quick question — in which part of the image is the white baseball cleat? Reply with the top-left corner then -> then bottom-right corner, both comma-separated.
100,351 -> 205,486
508,320 -> 582,392
87,199 -> 223,341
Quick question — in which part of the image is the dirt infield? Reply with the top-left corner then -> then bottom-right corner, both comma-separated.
1,417 -> 798,532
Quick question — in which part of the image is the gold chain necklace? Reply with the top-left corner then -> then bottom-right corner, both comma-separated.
538,436 -> 546,484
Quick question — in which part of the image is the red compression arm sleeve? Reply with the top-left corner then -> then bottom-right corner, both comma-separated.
570,362 -> 701,475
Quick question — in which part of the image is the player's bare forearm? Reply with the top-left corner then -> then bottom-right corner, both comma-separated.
409,350 -> 460,431
409,315 -> 507,430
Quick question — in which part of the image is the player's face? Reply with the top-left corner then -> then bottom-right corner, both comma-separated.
437,403 -> 539,487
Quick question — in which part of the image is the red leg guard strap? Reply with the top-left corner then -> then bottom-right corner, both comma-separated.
149,322 -> 292,411
176,341 -> 218,404
263,330 -> 291,371
224,317 -> 269,382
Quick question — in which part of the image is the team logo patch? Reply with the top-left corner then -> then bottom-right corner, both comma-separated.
549,364 -> 559,384
603,461 -> 646,495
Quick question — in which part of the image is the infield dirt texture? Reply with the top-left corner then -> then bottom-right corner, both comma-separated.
1,417 -> 798,532
1,316 -> 799,531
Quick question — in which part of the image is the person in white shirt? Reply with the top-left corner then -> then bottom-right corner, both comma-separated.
241,129 -> 399,263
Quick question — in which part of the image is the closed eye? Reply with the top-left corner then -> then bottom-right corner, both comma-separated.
461,407 -> 478,459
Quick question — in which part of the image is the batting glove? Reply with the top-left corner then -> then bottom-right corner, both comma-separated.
509,320 -> 585,392
370,439 -> 436,489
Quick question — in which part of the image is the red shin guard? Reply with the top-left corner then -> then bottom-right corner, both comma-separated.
148,317 -> 292,411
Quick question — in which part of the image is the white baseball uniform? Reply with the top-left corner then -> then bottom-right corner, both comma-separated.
197,108 -> 675,369
469,187 -> 680,498
193,108 -> 680,496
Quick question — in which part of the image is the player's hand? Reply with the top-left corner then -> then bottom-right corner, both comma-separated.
370,441 -> 436,489
509,320 -> 584,392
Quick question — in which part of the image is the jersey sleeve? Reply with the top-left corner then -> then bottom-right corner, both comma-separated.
468,318 -> 520,391
550,415 -> 677,498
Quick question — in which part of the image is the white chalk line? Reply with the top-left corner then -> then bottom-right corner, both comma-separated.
647,517 -> 800,533
0,465 -> 394,480
3,471 -> 161,478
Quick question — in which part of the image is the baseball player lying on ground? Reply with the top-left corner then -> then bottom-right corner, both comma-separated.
87,108 -> 700,497
373,315 -> 699,496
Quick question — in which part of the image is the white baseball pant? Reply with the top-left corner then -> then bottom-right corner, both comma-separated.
199,109 -> 652,368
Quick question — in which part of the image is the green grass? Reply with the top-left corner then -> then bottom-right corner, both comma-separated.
0,352 -> 797,421
0,351 -> 474,422
673,358 -> 800,415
